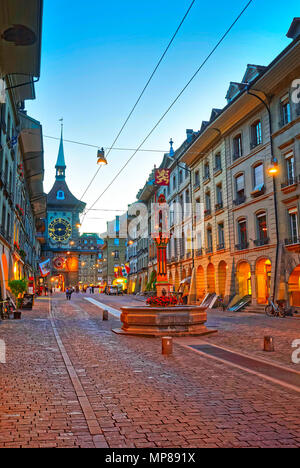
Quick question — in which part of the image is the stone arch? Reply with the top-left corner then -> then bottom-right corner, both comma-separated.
2,254 -> 9,293
236,261 -> 251,297
207,263 -> 216,294
255,257 -> 272,304
196,265 -> 205,301
175,269 -> 180,291
218,261 -> 227,298
288,265 -> 300,306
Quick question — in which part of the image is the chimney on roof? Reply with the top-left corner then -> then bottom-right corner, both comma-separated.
186,129 -> 194,142
287,18 -> 300,40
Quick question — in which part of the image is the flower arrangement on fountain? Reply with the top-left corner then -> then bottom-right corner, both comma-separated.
146,296 -> 178,307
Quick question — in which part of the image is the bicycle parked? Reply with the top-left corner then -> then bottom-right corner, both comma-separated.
265,298 -> 288,318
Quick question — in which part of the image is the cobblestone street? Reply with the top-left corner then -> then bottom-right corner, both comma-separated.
0,293 -> 299,448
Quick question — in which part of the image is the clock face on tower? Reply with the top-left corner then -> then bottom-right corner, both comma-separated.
48,218 -> 72,242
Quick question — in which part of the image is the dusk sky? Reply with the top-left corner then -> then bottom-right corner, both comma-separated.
26,0 -> 299,234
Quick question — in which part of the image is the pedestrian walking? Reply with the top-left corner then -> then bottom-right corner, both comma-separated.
66,287 -> 71,301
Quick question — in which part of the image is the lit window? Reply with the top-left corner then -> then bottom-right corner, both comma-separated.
251,120 -> 262,148
281,94 -> 291,126
238,219 -> 248,249
256,212 -> 268,244
233,134 -> 243,160
289,208 -> 298,242
253,164 -> 264,191
285,151 -> 295,185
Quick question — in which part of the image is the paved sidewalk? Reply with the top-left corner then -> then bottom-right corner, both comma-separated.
0,294 -> 300,448
90,294 -> 300,370
204,309 -> 300,370
0,298 -> 95,448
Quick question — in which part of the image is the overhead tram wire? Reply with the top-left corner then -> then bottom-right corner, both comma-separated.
43,135 -> 167,153
82,0 -> 254,222
77,0 -> 197,202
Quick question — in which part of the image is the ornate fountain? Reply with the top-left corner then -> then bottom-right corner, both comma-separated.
113,195 -> 216,337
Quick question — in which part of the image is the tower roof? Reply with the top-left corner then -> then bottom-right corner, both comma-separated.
47,179 -> 86,212
55,125 -> 66,170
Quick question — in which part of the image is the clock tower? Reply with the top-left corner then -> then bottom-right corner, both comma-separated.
42,125 -> 86,289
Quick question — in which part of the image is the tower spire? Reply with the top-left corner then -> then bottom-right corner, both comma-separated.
55,119 -> 66,180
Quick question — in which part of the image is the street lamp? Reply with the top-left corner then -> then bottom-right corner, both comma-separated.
97,148 -> 108,166
268,159 -> 279,177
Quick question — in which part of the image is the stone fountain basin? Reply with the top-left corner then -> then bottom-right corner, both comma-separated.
113,305 -> 217,337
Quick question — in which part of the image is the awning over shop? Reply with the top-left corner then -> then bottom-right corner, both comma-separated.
180,276 -> 192,285
0,0 -> 43,78
18,114 -> 46,218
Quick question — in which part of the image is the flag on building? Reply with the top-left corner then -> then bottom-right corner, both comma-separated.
39,259 -> 51,277
155,168 -> 170,186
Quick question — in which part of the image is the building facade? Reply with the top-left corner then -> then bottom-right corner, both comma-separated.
0,0 -> 44,299
181,18 -> 300,310
98,216 -> 127,289
77,233 -> 103,287
124,17 -> 300,312
41,129 -> 86,290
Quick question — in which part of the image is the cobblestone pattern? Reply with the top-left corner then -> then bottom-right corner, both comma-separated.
205,309 -> 300,369
0,294 -> 300,448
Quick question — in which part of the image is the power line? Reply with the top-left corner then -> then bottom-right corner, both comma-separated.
78,0 -> 196,201
44,135 -> 167,153
83,0 -> 254,221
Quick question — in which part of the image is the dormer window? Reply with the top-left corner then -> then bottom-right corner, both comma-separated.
57,190 -> 65,200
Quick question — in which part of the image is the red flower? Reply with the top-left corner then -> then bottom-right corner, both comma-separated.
146,296 -> 178,307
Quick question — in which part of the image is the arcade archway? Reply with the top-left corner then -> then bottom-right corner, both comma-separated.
196,265 -> 205,301
175,269 -> 180,291
218,261 -> 227,298
207,263 -> 216,294
288,265 -> 300,306
256,258 -> 271,304
237,261 -> 251,297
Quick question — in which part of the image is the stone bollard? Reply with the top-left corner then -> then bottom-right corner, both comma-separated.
162,337 -> 173,356
103,310 -> 109,321
264,336 -> 274,352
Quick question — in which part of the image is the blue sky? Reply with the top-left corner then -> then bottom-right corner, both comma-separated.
26,0 -> 299,234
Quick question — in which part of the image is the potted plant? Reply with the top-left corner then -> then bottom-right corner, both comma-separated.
8,278 -> 28,319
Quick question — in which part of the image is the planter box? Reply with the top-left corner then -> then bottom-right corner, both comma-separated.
113,306 -> 217,337
13,311 -> 22,320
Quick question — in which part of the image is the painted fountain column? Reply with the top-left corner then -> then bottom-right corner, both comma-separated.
152,193 -> 172,297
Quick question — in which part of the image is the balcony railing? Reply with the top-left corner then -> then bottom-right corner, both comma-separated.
213,165 -> 222,174
281,176 -> 299,189
206,246 -> 213,254
196,248 -> 203,257
215,202 -> 223,212
285,237 -> 300,246
217,243 -> 225,251
203,174 -> 210,183
250,140 -> 262,150
233,151 -> 242,161
233,195 -> 246,206
204,209 -> 211,217
254,238 -> 269,246
235,242 -> 249,251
